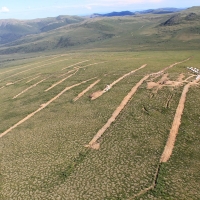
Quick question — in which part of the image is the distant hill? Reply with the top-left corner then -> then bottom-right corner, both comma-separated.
0,6 -> 200,54
0,16 -> 84,45
91,11 -> 135,17
91,8 -> 184,18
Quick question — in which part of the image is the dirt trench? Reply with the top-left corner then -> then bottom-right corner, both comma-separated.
61,60 -> 89,71
73,79 -> 100,102
90,64 -> 147,100
26,74 -> 41,83
0,77 -> 96,138
45,70 -> 78,92
160,78 -> 199,162
13,78 -> 47,99
86,75 -> 150,149
1,58 -> 69,82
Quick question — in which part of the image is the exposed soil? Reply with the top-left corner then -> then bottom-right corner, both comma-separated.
1,58 -> 69,82
86,75 -> 150,149
90,90 -> 105,100
13,78 -> 47,99
73,79 -> 100,102
0,77 -> 96,138
177,73 -> 185,82
149,57 -> 191,79
26,74 -> 41,83
45,70 -> 78,92
160,79 -> 200,162
58,69 -> 77,78
61,60 -> 89,71
76,62 -> 105,70
90,64 -> 147,100
0,54 -> 65,76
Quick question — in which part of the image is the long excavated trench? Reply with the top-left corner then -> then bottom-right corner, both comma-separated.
0,77 -> 96,138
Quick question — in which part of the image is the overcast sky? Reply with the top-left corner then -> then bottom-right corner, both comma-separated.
0,0 -> 199,19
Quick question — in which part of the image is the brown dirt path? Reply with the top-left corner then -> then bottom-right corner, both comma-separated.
58,69 -> 77,78
0,54 -> 66,76
73,79 -> 100,102
90,64 -> 147,100
85,75 -> 150,149
1,58 -> 69,82
26,74 -> 41,83
160,78 -> 200,163
150,57 -> 191,80
0,77 -> 96,138
76,62 -> 105,70
61,60 -> 89,71
13,78 -> 47,99
45,70 -> 78,92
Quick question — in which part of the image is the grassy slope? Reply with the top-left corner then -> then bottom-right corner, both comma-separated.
0,50 -> 200,199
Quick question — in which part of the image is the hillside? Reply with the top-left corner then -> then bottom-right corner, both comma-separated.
0,6 -> 200,54
0,16 -> 84,45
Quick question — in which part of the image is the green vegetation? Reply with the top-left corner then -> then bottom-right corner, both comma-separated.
0,7 -> 200,200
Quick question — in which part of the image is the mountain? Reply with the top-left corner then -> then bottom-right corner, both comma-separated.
91,11 -> 135,17
0,6 -> 200,54
91,8 -> 184,18
0,16 -> 84,45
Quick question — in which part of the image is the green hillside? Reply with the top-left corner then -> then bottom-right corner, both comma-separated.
0,6 -> 200,54
0,16 -> 84,45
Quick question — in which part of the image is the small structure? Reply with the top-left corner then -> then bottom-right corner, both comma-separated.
196,75 -> 200,80
104,84 -> 111,92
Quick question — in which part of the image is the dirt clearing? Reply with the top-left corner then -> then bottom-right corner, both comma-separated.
86,75 -> 150,149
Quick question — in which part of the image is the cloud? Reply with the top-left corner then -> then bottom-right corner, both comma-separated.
0,6 -> 9,13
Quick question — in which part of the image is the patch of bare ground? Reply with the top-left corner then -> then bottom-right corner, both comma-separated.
61,60 -> 89,71
90,64 -> 147,100
160,78 -> 200,162
73,79 -> 100,102
45,70 -> 78,92
177,73 -> 185,82
13,78 -> 47,99
0,77 -> 96,138
85,75 -> 150,149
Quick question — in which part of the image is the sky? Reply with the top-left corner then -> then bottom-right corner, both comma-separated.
0,0 -> 199,20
